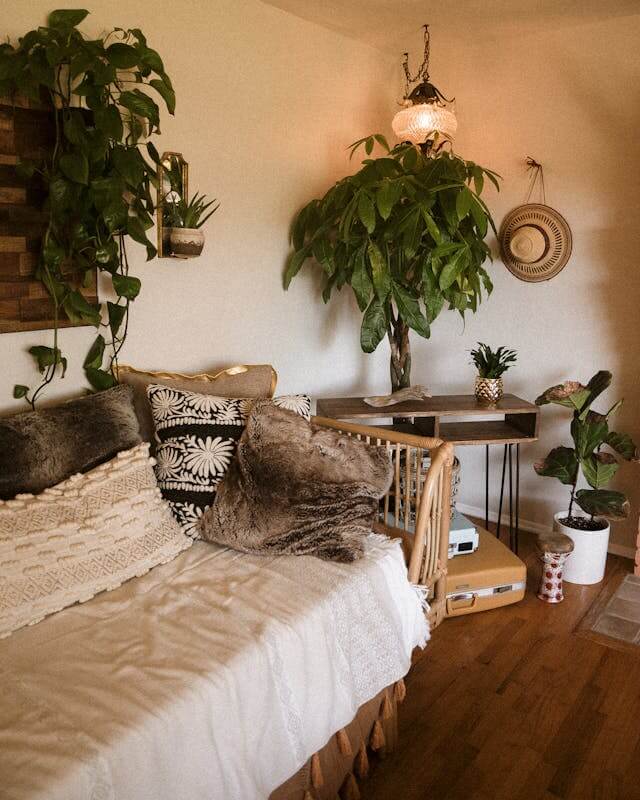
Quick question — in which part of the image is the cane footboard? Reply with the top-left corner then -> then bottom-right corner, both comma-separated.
312,416 -> 454,628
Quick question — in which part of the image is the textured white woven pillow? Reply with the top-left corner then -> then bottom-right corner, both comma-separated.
0,443 -> 193,639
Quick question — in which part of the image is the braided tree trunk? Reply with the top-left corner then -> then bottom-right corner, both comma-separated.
388,317 -> 411,392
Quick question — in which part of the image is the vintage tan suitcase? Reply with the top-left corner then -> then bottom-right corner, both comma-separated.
445,528 -> 527,617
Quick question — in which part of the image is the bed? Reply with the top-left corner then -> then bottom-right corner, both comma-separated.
0,416 -> 453,800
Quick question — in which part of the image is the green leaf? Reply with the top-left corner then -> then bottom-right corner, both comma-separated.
575,489 -> 630,521
59,152 -> 89,185
421,208 -> 442,244
422,262 -> 444,324
376,181 -> 399,221
13,384 -> 29,399
311,235 -> 334,275
578,371 -> 612,420
102,202 -> 127,234
351,248 -> 373,312
146,141 -> 161,164
107,301 -> 127,337
533,446 -> 578,486
439,247 -> 468,291
374,133 -> 390,152
112,146 -> 144,186
85,367 -> 117,392
28,345 -> 66,376
63,110 -> 88,147
118,90 -> 160,128
106,43 -> 139,69
83,334 -> 106,369
392,282 -> 430,339
283,247 -> 310,289
571,412 -> 608,460
456,186 -> 473,220
93,105 -> 124,141
357,192 -> 376,233
126,216 -> 156,260
48,9 -> 89,28
606,431 -> 639,461
139,47 -> 164,74
535,381 -> 590,411
63,290 -> 101,326
360,297 -> 387,353
112,273 -> 141,301
470,197 -> 488,237
149,78 -> 175,114
581,452 -> 619,489
367,242 -> 390,302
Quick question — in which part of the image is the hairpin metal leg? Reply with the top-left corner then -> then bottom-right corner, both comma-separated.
514,443 -> 520,554
508,444 -> 514,551
485,445 -> 489,530
496,444 -> 507,539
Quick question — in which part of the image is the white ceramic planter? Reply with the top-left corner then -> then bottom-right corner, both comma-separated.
168,227 -> 205,258
553,511 -> 610,585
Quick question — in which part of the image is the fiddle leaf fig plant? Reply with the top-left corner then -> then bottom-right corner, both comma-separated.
0,9 -> 175,406
534,371 -> 638,524
284,134 -> 500,391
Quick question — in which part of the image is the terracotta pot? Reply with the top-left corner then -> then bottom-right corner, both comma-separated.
553,511 -> 610,585
474,376 -> 503,405
168,227 -> 205,258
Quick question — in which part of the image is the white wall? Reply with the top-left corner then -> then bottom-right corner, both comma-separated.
1,0 -> 395,405
401,13 -> 640,551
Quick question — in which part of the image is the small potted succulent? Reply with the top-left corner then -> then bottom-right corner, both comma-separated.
470,343 -> 517,405
534,370 -> 638,584
165,193 -> 219,258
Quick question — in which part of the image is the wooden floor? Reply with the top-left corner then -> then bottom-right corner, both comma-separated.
363,530 -> 640,800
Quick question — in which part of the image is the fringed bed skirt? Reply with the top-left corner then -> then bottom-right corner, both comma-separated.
270,679 -> 406,800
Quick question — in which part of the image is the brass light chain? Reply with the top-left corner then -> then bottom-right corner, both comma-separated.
402,24 -> 431,98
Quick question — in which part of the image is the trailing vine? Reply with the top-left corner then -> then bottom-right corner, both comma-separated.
0,9 -> 174,406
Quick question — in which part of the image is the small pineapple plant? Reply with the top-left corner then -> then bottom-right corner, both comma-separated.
470,343 -> 518,404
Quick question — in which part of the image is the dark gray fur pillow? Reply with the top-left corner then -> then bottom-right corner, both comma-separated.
198,401 -> 393,562
0,385 -> 141,500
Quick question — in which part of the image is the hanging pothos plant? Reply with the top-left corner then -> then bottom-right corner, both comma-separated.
0,8 -> 175,407
284,134 -> 500,391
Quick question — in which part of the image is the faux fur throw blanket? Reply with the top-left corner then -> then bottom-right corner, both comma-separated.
198,401 -> 393,562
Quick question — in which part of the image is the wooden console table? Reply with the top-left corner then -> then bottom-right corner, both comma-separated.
315,394 -> 540,552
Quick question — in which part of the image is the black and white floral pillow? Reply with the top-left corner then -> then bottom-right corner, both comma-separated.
147,385 -> 311,536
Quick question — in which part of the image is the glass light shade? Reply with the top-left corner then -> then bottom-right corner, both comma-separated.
392,102 -> 457,145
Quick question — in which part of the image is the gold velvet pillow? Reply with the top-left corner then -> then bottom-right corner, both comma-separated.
115,364 -> 277,444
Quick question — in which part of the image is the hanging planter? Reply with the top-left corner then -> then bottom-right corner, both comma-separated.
168,227 -> 205,258
164,192 -> 219,260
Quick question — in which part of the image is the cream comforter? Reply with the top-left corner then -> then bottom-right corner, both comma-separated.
0,535 -> 428,800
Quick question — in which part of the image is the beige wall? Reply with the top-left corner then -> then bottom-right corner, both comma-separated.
402,13 -> 640,552
2,3 -> 639,552
1,0 -> 395,406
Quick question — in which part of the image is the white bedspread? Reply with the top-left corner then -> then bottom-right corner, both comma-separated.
0,534 -> 428,800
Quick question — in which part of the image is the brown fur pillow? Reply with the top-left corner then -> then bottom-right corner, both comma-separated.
0,385 -> 141,500
198,401 -> 392,562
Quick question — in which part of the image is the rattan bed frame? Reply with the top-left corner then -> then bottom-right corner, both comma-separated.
312,416 -> 454,629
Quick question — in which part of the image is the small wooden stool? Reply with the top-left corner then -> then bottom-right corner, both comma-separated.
536,532 -> 574,603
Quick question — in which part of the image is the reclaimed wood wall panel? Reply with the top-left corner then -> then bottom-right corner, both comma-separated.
0,100 -> 97,334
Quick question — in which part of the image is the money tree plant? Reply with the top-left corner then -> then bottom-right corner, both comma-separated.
284,134 -> 499,392
534,371 -> 638,527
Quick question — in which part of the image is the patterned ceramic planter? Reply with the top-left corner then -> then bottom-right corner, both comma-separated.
474,376 -> 503,405
168,227 -> 205,258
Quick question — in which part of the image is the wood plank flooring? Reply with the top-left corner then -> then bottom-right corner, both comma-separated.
363,530 -> 640,800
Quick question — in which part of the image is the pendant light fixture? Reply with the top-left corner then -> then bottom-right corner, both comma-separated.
392,25 -> 457,150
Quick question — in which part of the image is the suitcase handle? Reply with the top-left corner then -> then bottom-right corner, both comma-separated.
447,592 -> 478,613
